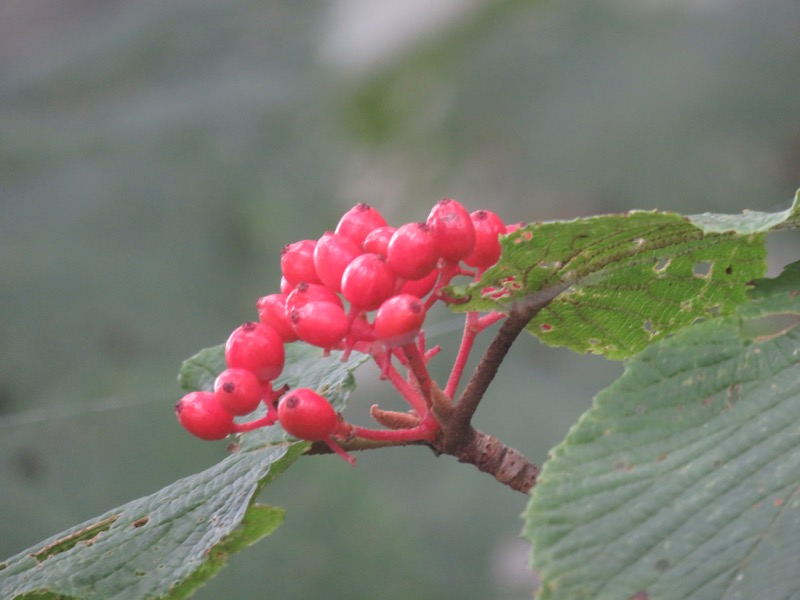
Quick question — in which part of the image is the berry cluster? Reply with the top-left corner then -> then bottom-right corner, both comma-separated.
175,199 -> 510,464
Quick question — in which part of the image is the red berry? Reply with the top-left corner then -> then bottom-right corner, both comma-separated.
175,391 -> 234,441
281,240 -> 321,287
313,232 -> 362,293
387,222 -> 439,281
285,281 -> 343,314
214,368 -> 263,416
257,293 -> 298,342
362,226 -> 396,257
335,203 -> 388,246
374,294 -> 426,346
399,267 -> 439,298
280,276 -> 294,295
341,253 -> 397,311
290,301 -> 349,349
277,388 -> 339,441
225,322 -> 285,382
464,210 -> 505,270
426,198 -> 476,262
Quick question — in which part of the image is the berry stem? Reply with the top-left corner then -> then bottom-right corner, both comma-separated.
230,413 -> 278,433
452,286 -> 566,430
401,342 -> 433,402
372,351 -> 430,418
349,423 -> 438,443
444,311 -> 505,399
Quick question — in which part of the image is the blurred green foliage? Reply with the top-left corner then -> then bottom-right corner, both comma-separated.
1,1 -> 798,598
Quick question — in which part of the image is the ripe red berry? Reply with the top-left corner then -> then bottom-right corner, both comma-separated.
277,388 -> 340,441
374,294 -> 426,346
426,198 -> 476,262
387,222 -> 439,281
399,267 -> 439,299
285,281 -> 343,315
281,239 -> 321,287
335,203 -> 388,246
225,322 -> 285,382
464,210 -> 505,270
290,301 -> 350,349
213,368 -> 263,416
362,226 -> 396,258
341,253 -> 397,311
175,391 -> 234,441
257,293 -> 298,342
313,232 -> 362,293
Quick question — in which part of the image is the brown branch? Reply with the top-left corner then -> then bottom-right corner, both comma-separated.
452,284 -> 568,432
453,427 -> 540,493
308,286 -> 567,493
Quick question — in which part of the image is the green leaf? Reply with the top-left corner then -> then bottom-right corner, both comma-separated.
451,194 -> 800,359
0,443 -> 301,600
1,343 -> 368,599
523,261 -> 800,600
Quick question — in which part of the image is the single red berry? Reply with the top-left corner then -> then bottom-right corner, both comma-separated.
387,222 -> 439,281
277,388 -> 340,441
341,253 -> 397,311
213,368 -> 263,416
426,198 -> 476,262
280,276 -> 294,295
313,231 -> 362,293
257,293 -> 298,342
285,281 -> 343,315
374,294 -> 426,346
399,267 -> 439,299
464,210 -> 505,270
335,203 -> 388,246
281,239 -> 321,287
290,301 -> 349,349
225,322 -> 285,382
175,391 -> 234,440
362,226 -> 396,258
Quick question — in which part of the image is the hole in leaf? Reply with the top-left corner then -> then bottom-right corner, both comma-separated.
32,514 -> 119,562
653,257 -> 671,273
727,383 -> 742,405
725,265 -> 733,275
643,320 -> 657,336
693,260 -> 713,278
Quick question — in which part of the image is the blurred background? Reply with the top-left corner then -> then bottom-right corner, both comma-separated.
1,0 -> 799,598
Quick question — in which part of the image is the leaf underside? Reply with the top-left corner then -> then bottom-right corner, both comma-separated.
0,345 -> 366,599
524,261 -> 800,600
452,192 -> 800,359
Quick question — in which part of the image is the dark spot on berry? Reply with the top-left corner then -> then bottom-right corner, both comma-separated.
175,400 -> 184,414
285,395 -> 299,409
473,210 -> 488,221
409,301 -> 422,314
242,321 -> 258,332
222,381 -> 236,393
297,281 -> 310,292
